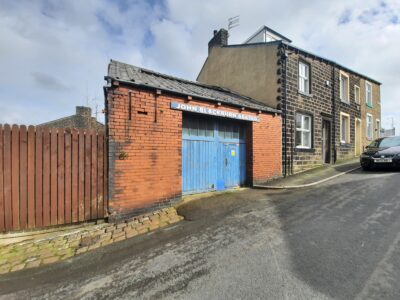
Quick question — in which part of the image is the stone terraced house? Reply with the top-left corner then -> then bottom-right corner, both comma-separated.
198,26 -> 381,175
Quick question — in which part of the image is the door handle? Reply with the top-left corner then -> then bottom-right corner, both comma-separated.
225,158 -> 228,166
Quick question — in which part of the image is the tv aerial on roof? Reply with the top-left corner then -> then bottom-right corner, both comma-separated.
228,16 -> 240,31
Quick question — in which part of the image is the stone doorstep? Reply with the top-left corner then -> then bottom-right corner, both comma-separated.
0,207 -> 184,275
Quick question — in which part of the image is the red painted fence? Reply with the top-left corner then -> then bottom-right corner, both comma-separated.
0,125 -> 108,232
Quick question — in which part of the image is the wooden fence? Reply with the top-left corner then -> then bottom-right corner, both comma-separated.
0,125 -> 108,232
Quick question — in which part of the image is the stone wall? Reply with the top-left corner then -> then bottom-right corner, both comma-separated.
360,79 -> 381,149
333,69 -> 362,161
281,45 -> 379,174
283,52 -> 334,174
0,207 -> 183,274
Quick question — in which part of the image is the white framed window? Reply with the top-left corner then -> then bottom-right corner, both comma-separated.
354,85 -> 360,104
366,113 -> 373,140
295,113 -> 312,148
298,62 -> 310,94
376,119 -> 381,138
340,112 -> 350,144
365,81 -> 373,107
340,72 -> 349,103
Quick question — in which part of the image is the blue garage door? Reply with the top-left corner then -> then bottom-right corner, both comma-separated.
182,114 -> 247,194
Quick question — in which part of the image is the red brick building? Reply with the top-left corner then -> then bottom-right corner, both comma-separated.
105,60 -> 282,218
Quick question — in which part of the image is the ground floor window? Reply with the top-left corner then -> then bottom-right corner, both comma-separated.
340,112 -> 350,144
366,114 -> 373,140
295,113 -> 312,148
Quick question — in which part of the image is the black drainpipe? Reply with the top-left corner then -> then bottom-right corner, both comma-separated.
103,83 -> 110,216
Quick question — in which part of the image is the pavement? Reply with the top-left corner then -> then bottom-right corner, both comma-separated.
1,167 -> 400,299
256,159 -> 361,188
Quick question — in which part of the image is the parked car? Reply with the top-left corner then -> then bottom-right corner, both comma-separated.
360,136 -> 400,170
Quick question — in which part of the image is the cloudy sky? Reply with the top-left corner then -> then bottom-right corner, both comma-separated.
0,0 -> 399,130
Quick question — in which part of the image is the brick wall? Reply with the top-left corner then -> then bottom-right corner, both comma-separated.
106,86 -> 182,218
106,84 -> 282,216
250,113 -> 282,183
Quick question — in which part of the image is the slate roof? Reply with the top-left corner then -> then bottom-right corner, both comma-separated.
107,60 -> 280,114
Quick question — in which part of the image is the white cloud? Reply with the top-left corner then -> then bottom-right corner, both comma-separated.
0,0 -> 399,131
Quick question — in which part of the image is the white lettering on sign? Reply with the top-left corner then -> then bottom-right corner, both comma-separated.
170,102 -> 260,122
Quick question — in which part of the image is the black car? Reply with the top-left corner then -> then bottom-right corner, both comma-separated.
360,136 -> 400,170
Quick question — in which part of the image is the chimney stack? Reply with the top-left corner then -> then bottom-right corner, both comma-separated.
76,106 -> 92,118
208,28 -> 228,54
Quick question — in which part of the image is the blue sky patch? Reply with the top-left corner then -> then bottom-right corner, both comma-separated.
96,11 -> 123,37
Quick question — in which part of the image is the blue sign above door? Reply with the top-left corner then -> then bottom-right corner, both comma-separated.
171,102 -> 259,122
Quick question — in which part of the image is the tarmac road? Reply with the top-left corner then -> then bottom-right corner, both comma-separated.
1,168 -> 400,299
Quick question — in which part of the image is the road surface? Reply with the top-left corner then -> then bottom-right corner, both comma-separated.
1,168 -> 400,299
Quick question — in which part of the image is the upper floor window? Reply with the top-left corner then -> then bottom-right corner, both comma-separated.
295,113 -> 312,149
366,81 -> 373,107
354,85 -> 360,104
340,72 -> 349,103
298,62 -> 310,94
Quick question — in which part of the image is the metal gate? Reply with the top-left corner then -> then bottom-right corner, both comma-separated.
182,114 -> 246,194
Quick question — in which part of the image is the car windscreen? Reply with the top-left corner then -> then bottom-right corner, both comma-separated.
374,137 -> 400,148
